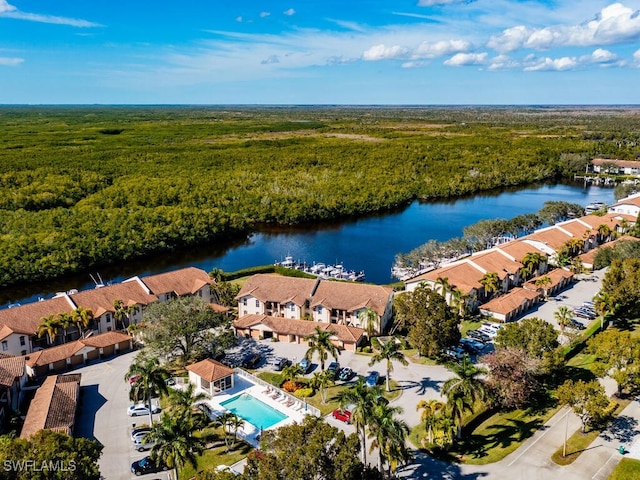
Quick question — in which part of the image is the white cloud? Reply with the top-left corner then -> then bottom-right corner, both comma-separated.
487,54 -> 520,70
0,56 -> 23,66
260,12 -> 270,18
634,48 -> 640,63
236,16 -> 243,23
283,8 -> 295,16
487,3 -> 640,53
327,19 -> 367,32
0,0 -> 98,27
524,56 -> 578,71
392,11 -> 436,20
413,39 -> 471,58
418,0 -> 473,6
589,48 -> 618,63
363,44 -> 410,61
444,52 -> 487,66
401,60 -> 430,68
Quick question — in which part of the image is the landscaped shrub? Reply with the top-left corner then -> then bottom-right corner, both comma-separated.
294,387 -> 313,398
282,380 -> 304,392
362,346 -> 372,354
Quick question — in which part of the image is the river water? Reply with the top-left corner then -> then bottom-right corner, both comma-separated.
0,182 -> 615,308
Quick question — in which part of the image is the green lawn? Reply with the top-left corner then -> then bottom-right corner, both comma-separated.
608,458 -> 640,480
179,440 -> 253,479
552,399 -> 631,466
410,400 -> 561,465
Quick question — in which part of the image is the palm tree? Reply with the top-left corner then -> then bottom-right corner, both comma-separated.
37,314 -> 61,346
216,411 -> 245,452
434,276 -> 453,299
597,224 -> 613,243
357,308 -> 379,337
368,337 -> 408,392
416,399 -> 445,445
281,363 -> 303,383
338,377 -> 382,466
450,288 -> 468,319
309,370 -> 334,404
521,252 -> 545,280
167,383 -> 207,415
126,354 -> 170,425
303,326 -> 340,371
113,299 -> 136,330
594,291 -> 617,330
147,409 -> 208,480
56,312 -> 74,343
479,272 -> 501,299
534,275 -> 553,298
368,402 -> 411,476
442,355 -> 486,438
72,307 -> 94,338
554,306 -> 573,335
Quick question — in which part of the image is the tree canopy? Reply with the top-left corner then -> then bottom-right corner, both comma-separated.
394,285 -> 460,357
494,317 -> 558,359
141,296 -> 232,364
0,430 -> 102,480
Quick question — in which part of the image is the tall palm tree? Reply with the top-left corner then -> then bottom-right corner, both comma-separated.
216,411 -> 245,452
309,370 -> 334,404
281,363 -> 303,383
442,355 -> 486,438
338,377 -> 383,466
594,290 -> 617,329
56,312 -> 74,343
479,272 -> 501,299
450,288 -> 468,319
72,307 -> 94,338
534,275 -> 553,298
113,299 -> 136,330
303,326 -> 340,371
147,409 -> 208,480
554,306 -> 573,335
37,314 -> 61,346
521,252 -> 545,280
357,308 -> 379,338
597,224 -> 613,243
368,402 -> 411,476
167,383 -> 207,415
126,355 -> 170,425
416,399 -> 445,445
434,276 -> 453,300
368,337 -> 408,392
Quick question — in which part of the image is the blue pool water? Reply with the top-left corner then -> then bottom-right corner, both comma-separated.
220,393 -> 287,430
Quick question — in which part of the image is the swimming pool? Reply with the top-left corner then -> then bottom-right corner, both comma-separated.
220,393 -> 287,430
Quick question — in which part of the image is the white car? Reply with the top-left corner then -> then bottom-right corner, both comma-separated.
131,429 -> 151,443
133,438 -> 157,452
127,404 -> 160,417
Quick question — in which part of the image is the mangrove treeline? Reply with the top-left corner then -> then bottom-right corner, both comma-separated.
1,106 -> 640,288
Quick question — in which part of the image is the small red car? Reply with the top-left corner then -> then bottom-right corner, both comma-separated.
332,409 -> 351,424
129,375 -> 141,385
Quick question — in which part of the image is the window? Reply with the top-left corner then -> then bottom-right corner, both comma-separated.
1,341 -> 7,351
19,336 -> 25,346
21,350 -> 27,356
317,306 -> 323,314
106,313 -> 111,323
289,304 -> 295,311
243,298 -> 247,306
255,299 -> 260,308
107,327 -> 112,332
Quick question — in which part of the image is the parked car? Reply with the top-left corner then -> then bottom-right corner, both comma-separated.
327,361 -> 341,379
338,367 -> 353,381
241,353 -> 262,369
299,357 -> 311,373
130,427 -> 151,442
272,356 -> 291,371
128,375 -> 141,385
127,404 -> 161,417
365,371 -> 379,387
133,439 -> 157,452
468,330 -> 491,343
332,408 -> 352,424
574,308 -> 595,319
444,347 -> 465,360
569,318 -> 586,330
131,456 -> 167,476
459,337 -> 484,353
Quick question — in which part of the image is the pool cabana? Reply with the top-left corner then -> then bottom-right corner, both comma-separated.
186,359 -> 235,397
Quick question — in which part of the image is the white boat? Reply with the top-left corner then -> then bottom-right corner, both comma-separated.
584,201 -> 606,214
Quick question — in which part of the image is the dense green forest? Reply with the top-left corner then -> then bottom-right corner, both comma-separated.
1,106 -> 639,287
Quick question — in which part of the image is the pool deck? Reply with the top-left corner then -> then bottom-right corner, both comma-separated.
196,377 -> 311,447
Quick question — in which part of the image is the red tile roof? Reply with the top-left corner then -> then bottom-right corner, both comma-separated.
0,355 -> 26,387
310,281 -> 393,316
141,267 -> 212,296
186,359 -> 234,383
237,274 -> 317,306
592,158 -> 640,169
479,288 -> 541,315
70,282 -> 157,318
0,296 -> 76,336
234,314 -> 365,344
20,374 -> 81,438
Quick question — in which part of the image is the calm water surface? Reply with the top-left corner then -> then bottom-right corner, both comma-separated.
1,182 -> 615,308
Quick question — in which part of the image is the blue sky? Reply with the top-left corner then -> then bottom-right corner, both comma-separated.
1,0 -> 639,104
